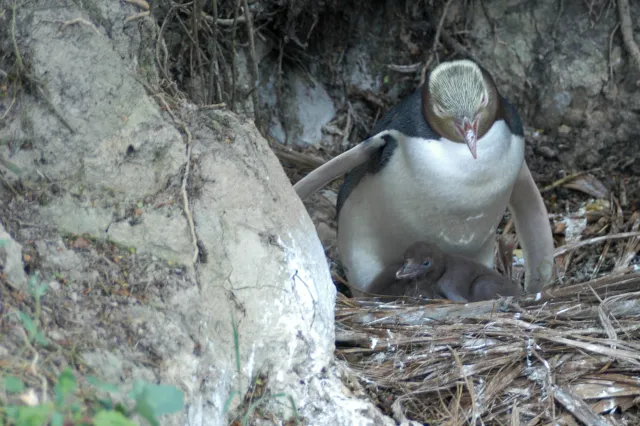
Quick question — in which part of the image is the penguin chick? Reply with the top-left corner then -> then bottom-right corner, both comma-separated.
368,241 -> 524,303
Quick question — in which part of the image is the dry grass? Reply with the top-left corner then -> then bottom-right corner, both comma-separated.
336,266 -> 640,425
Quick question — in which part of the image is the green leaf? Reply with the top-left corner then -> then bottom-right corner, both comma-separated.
3,375 -> 25,393
18,311 -> 49,346
134,396 -> 159,426
0,156 -> 22,176
222,390 -> 239,416
130,381 -> 184,424
87,376 -> 120,394
127,380 -> 146,400
36,282 -> 49,297
27,274 -> 40,295
93,411 -> 138,426
114,402 -> 129,416
141,384 -> 184,416
34,330 -> 49,346
19,311 -> 37,335
51,411 -> 64,426
7,404 -> 54,425
54,368 -> 77,407
4,406 -> 20,420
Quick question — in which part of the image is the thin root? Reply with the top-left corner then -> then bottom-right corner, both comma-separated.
124,11 -> 150,24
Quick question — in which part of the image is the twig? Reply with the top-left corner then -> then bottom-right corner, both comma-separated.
11,2 -> 23,71
154,96 -> 200,266
124,11 -> 150,24
619,177 -> 628,207
191,0 -> 205,104
421,0 -> 453,85
590,241 -> 610,279
551,385 -> 612,426
272,146 -> 323,170
207,0 -> 219,104
275,39 -> 288,144
198,103 -> 226,110
124,0 -> 149,10
182,136 -> 198,265
439,30 -> 481,66
156,6 -> 179,96
449,347 -> 479,424
242,0 -> 261,125
387,63 -> 422,73
54,18 -> 101,35
614,218 -> 640,271
200,13 -> 246,26
608,23 -> 620,84
36,85 -> 76,133
0,171 -> 20,197
230,0 -> 241,111
617,0 -> 640,73
554,231 -> 640,256
19,328 -> 48,403
0,93 -> 16,120
342,107 -> 352,147
540,171 -> 587,193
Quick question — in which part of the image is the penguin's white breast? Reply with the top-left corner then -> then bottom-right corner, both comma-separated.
339,120 -> 524,259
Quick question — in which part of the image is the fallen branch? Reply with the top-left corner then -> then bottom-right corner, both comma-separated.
242,0 -> 261,125
554,231 -> 640,256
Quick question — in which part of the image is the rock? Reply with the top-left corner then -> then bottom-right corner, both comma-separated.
259,61 -> 336,147
48,280 -> 61,292
316,222 -> 337,249
558,124 -> 572,136
0,2 -> 395,425
535,145 -> 558,159
0,224 -> 27,289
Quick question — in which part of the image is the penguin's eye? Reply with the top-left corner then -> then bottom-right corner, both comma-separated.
422,260 -> 432,268
433,104 -> 447,116
480,92 -> 488,108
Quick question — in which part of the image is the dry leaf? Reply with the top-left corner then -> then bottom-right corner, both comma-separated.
72,237 -> 90,249
563,174 -> 610,199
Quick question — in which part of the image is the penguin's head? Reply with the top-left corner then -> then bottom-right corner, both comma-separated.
396,241 -> 445,280
423,60 -> 500,159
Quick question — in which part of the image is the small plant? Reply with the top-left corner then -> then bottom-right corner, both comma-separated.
1,370 -> 185,425
1,273 -> 185,425
222,311 -> 300,425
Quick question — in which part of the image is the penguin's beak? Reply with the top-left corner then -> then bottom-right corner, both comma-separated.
454,117 -> 479,159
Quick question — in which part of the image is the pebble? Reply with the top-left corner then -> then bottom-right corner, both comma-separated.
535,145 -> 558,159
558,124 -> 572,136
49,280 -> 61,291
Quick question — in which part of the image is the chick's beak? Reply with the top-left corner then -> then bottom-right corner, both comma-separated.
395,262 -> 424,280
454,117 -> 479,159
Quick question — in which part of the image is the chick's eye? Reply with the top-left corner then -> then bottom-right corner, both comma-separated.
422,261 -> 431,267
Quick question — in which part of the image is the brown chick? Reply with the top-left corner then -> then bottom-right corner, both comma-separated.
368,241 -> 524,302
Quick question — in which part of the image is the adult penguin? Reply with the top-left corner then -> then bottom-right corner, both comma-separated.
333,59 -> 554,296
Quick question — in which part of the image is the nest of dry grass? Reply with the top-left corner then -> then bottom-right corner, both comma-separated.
333,193 -> 640,425
336,266 -> 640,425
